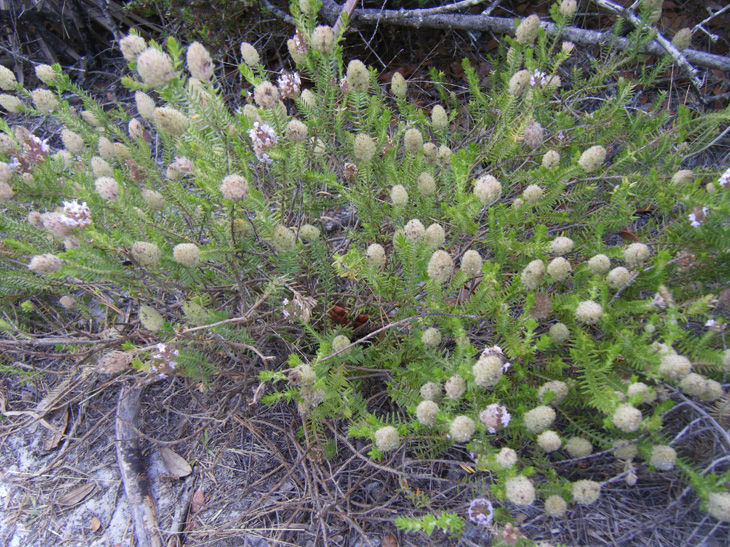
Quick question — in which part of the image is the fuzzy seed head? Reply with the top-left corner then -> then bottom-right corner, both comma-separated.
59,129 -> 83,154
672,28 -> 692,51
542,149 -> 560,169
113,143 -> 131,161
606,266 -> 631,289
437,145 -> 452,168
623,242 -> 650,268
431,105 -> 448,130
300,89 -> 316,109
240,42 -> 260,66
31,88 -> 57,112
80,110 -> 101,127
516,14 -> 540,45
290,364 -> 316,387
496,447 -> 518,468
133,91 -> 155,122
254,81 -> 279,109
545,495 -> 568,518
445,375 -> 466,399
612,404 -> 642,433
461,250 -> 482,277
332,335 -> 350,353
523,184 -> 544,205
284,119 -> 308,143
449,415 -> 476,443
547,257 -> 572,282
575,300 -> 603,325
136,48 -> 175,88
538,380 -> 569,405
0,162 -> 10,183
173,243 -> 200,266
523,121 -> 544,149
391,72 -> 407,98
132,241 -> 161,267
427,250 -> 453,283
505,476 -> 535,506
141,189 -> 164,210
537,430 -> 561,452
366,243 -> 386,269
613,439 -> 638,461
416,172 -> 436,196
658,353 -> 692,381
551,236 -> 574,255
523,405 -> 556,433
390,184 -> 408,207
549,323 -> 570,344
700,379 -> 724,402
0,65 -> 17,90
404,219 -> 426,243
311,26 -> 335,55
679,373 -> 707,397
473,355 -> 503,388
421,327 -> 441,348
120,34 -> 147,62
154,107 -> 188,136
572,480 -> 601,506
95,176 -> 119,201
97,137 -> 113,160
59,295 -> 75,309
420,382 -> 442,402
560,0 -> 578,18
578,145 -> 606,173
707,492 -> 730,522
139,305 -> 164,331
220,174 -> 248,201
186,41 -> 213,80
273,225 -> 296,252
374,426 -> 400,452
521,260 -> 545,290
0,134 -> 17,155
627,382 -> 656,404
588,254 -> 611,275
650,445 -> 676,471
473,175 -> 502,206
425,223 -> 446,250
404,128 -> 423,154
416,400 -> 439,426
353,133 -> 375,163
671,169 -> 693,185
28,254 -> 62,275
565,437 -> 593,458
0,94 -> 22,113
346,60 -> 369,92
166,157 -> 194,181
299,224 -> 320,242
508,70 -> 531,96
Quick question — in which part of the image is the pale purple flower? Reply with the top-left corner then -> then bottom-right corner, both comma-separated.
60,200 -> 91,229
530,69 -> 546,87
689,213 -> 701,228
277,71 -> 301,99
248,121 -> 277,163
480,403 -> 511,434
467,498 -> 494,526
30,135 -> 50,153
706,319 -> 716,327
718,166 -> 730,187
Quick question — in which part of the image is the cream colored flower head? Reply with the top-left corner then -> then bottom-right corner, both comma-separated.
136,48 -> 175,88
187,41 -> 213,80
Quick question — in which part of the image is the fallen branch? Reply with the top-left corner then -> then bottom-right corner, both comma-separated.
315,0 -> 730,72
116,384 -> 163,547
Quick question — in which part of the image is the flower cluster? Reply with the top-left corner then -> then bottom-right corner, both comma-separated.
248,122 -> 277,163
467,498 -> 494,526
149,343 -> 179,379
277,71 -> 301,99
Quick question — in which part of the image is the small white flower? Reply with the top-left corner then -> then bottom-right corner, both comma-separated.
706,319 -> 716,327
530,69 -> 546,87
718,166 -> 730,187
282,298 -> 291,318
689,213 -> 701,228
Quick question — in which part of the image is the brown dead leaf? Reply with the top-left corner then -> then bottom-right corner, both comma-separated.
382,533 -> 398,547
57,483 -> 95,507
160,447 -> 192,478
530,292 -> 551,321
90,516 -> 101,532
96,351 -> 132,374
191,488 -> 205,513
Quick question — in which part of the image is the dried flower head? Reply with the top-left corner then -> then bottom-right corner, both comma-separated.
248,122 -> 277,163
277,71 -> 301,99
523,405 -> 555,433
95,176 -> 119,201
31,88 -> 57,112
572,480 -> 601,506
391,72 -> 407,98
671,169 -> 694,185
473,174 -> 502,206
427,250 -> 453,283
523,121 -> 544,149
154,107 -> 188,136
575,300 -> 603,324
136,48 -> 175,88
366,243 -> 386,269
240,42 -> 260,66
578,145 -> 607,173
700,379 -> 724,402
132,241 -> 161,267
449,415 -> 476,443
612,403 -> 642,433
404,128 -> 423,154
186,41 -> 213,80
220,174 -> 248,201
173,243 -> 200,266
516,14 -> 540,45
505,475 -> 535,506
28,254 -> 62,275
374,426 -> 400,452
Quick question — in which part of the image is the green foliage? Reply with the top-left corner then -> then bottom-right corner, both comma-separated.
1,0 -> 729,540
